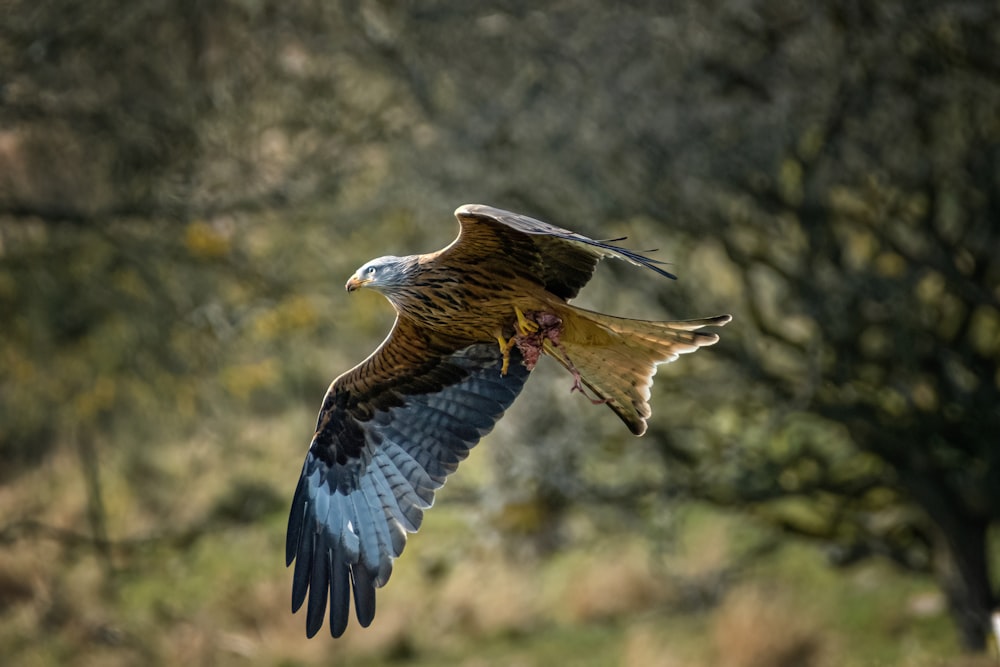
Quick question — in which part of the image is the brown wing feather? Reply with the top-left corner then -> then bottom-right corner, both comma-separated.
315,318 -> 456,447
443,204 -> 677,300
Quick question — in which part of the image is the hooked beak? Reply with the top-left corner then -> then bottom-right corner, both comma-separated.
345,274 -> 368,292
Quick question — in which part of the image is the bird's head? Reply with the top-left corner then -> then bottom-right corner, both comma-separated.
345,255 -> 414,294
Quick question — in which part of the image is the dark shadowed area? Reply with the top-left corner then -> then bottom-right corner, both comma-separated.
1,1 -> 998,665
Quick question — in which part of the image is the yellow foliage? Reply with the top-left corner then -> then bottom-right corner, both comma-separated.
878,386 -> 908,417
220,358 -> 279,400
859,325 -> 892,358
252,295 -> 319,340
829,186 -> 876,221
0,270 -> 15,301
838,225 -> 878,270
184,220 -> 231,259
798,125 -> 825,162
874,251 -> 906,277
113,266 -> 150,301
492,498 -> 551,536
779,158 -> 803,207
4,347 -> 38,385
911,379 -> 939,412
73,375 -> 117,419
915,270 -> 946,303
968,305 -> 1000,357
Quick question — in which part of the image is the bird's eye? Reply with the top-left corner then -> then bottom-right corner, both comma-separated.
367,266 -> 377,275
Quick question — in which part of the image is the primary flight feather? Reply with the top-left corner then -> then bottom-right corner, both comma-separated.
286,204 -> 731,637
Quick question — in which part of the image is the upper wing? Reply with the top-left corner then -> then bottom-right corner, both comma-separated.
442,204 -> 677,300
286,317 -> 530,637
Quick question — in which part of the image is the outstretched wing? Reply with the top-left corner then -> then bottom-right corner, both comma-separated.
443,203 -> 677,301
286,317 -> 530,637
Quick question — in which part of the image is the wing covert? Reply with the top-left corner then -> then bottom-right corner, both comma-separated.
445,204 -> 677,300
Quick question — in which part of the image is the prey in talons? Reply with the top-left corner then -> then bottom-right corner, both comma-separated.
498,307 -> 609,405
497,306 -> 558,374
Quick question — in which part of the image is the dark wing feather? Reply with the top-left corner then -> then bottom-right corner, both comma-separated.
286,317 -> 530,637
445,203 -> 677,300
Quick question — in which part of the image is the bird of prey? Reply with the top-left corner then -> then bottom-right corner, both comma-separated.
286,204 -> 731,637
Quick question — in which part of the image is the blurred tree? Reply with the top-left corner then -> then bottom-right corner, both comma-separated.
640,1 -> 1000,650
0,0 -> 374,572
0,0 -> 379,473
2,0 -> 997,656
323,0 -> 1000,650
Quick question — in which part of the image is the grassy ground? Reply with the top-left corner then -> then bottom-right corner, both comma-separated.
0,406 -> 990,667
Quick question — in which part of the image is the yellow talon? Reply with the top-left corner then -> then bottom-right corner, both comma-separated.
496,333 -> 516,376
496,309 -> 541,376
514,306 -> 539,335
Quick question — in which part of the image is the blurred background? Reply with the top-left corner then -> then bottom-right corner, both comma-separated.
1,1 -> 998,665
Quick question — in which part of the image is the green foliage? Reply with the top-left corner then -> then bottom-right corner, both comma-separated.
1,0 -> 998,662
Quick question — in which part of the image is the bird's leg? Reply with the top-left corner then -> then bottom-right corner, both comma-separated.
497,307 -> 543,375
496,333 -> 517,376
541,339 -> 609,405
569,371 -> 610,405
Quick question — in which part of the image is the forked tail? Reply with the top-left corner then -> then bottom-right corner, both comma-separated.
551,308 -> 732,435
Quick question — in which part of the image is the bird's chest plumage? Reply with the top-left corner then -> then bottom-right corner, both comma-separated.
387,266 -> 557,341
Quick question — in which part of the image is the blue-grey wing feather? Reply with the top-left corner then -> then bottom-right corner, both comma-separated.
287,342 -> 530,637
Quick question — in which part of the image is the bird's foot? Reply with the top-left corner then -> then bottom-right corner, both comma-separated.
568,368 -> 610,405
513,306 -> 540,336
543,340 -> 609,405
496,333 -> 517,376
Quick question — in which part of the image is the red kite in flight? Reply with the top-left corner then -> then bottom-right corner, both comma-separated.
286,204 -> 731,637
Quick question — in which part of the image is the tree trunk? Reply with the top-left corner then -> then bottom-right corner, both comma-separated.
933,515 -> 995,652
898,464 -> 996,652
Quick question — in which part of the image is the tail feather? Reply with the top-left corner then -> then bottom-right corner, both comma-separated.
555,309 -> 731,435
